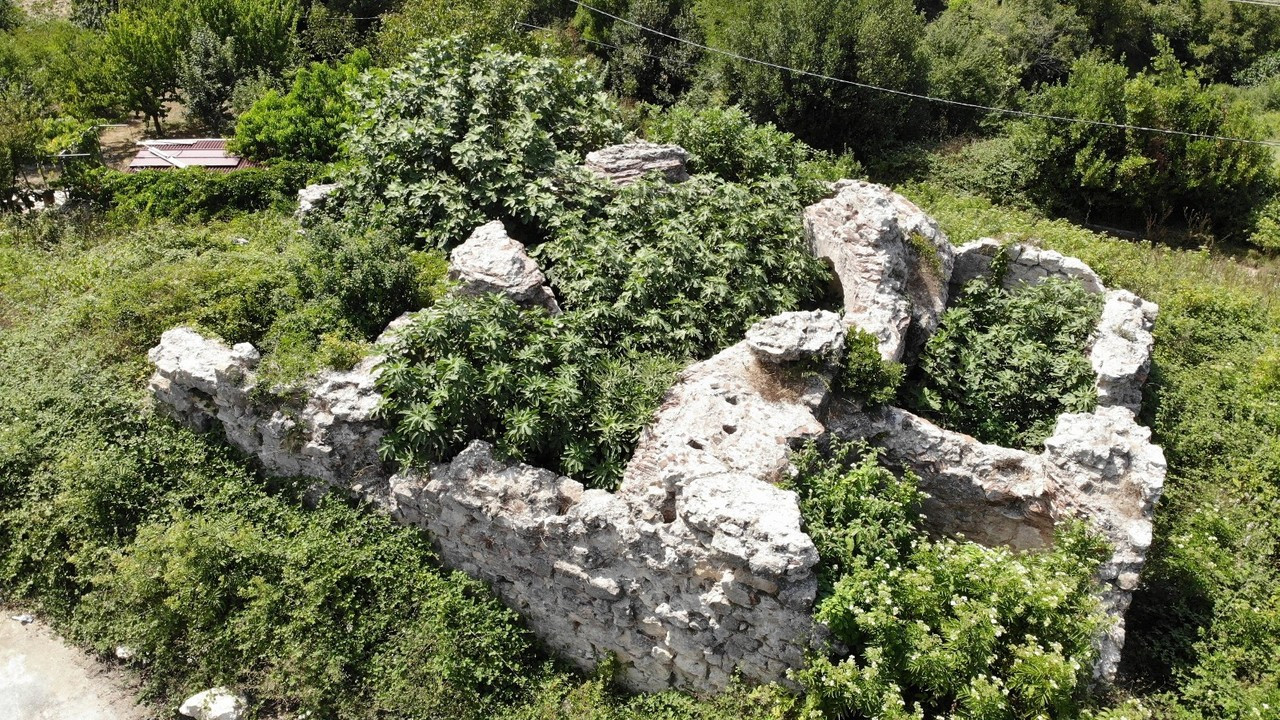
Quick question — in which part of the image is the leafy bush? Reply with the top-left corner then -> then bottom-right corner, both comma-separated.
292,219 -> 449,338
375,0 -> 535,63
343,38 -> 623,249
926,0 -> 1087,101
71,162 -> 319,221
250,220 -> 450,393
908,269 -> 1103,450
1012,41 -> 1276,238
80,497 -> 536,718
572,0 -> 702,105
786,440 -> 1109,720
376,293 -> 680,488
536,175 -> 830,358
231,50 -> 373,163
0,20 -> 126,120
836,329 -> 903,406
641,104 -> 859,184
924,136 -> 1034,209
692,0 -> 929,151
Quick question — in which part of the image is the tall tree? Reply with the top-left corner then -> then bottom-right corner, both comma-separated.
105,3 -> 185,134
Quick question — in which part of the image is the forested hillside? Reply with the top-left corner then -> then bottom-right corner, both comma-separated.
1,0 -> 1278,719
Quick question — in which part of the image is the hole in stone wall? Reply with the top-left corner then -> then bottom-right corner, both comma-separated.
722,424 -> 738,435
688,439 -> 704,450
661,490 -> 677,523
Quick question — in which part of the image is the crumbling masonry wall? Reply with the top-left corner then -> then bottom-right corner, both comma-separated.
149,169 -> 1165,693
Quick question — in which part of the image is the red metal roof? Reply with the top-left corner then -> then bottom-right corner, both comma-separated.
126,138 -> 257,173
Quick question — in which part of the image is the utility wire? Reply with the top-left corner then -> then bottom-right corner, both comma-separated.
567,0 -> 1280,148
1224,0 -> 1280,7
514,20 -> 698,68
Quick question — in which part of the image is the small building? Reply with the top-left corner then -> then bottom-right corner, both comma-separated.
125,138 -> 255,173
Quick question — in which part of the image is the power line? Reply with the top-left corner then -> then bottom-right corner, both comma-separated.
513,21 -> 698,68
567,0 -> 1280,148
1224,0 -> 1280,7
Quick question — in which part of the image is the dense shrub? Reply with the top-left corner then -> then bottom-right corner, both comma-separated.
836,329 -> 903,406
375,0 -> 535,63
70,162 -> 319,221
573,0 -> 702,105
786,440 -> 1109,719
343,39 -> 623,249
1012,41 -> 1276,238
907,270 -> 1102,450
0,20 -> 126,120
536,175 -> 830,358
641,104 -> 859,183
292,219 -> 449,338
251,219 -> 451,393
231,50 -> 373,163
924,0 -> 1088,128
376,293 -> 680,488
693,0 -> 929,151
924,136 -> 1034,209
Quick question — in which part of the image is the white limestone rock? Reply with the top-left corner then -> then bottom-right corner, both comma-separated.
147,329 -> 387,494
585,142 -> 691,185
951,238 -> 1106,295
1090,290 -> 1158,412
178,687 -> 246,720
295,183 -> 338,221
449,221 -> 560,314
804,180 -> 954,361
745,310 -> 846,364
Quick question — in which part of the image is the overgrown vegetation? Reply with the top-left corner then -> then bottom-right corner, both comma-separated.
343,39 -> 622,249
4,0 -> 1280,716
231,50 -> 373,163
905,182 -> 1280,718
907,270 -> 1103,450
786,440 -> 1111,719
71,161 -> 319,221
0,210 -> 800,719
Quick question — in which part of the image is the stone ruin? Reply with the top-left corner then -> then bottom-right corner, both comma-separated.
147,149 -> 1165,694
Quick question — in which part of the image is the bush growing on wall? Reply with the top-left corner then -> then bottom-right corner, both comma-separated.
907,272 -> 1102,450
786,440 -> 1109,719
343,39 -> 623,249
535,174 -> 831,359
376,294 -> 681,488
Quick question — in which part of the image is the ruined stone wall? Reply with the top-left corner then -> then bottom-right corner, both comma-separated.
148,167 -> 1165,693
148,323 -> 834,693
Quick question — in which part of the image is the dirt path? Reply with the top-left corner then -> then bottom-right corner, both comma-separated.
0,615 -> 150,720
